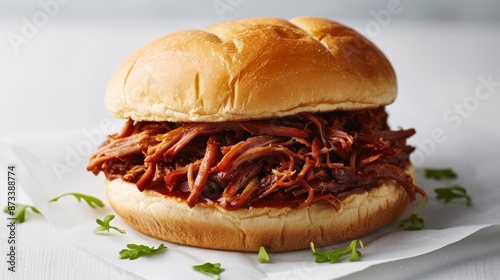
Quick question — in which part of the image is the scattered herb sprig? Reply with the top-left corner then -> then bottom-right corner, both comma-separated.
435,185 -> 471,206
3,203 -> 41,223
424,167 -> 472,206
424,168 -> 458,180
49,193 -> 104,209
119,243 -> 167,260
94,214 -> 126,234
193,262 -> 225,280
258,246 -> 270,263
399,198 -> 426,230
310,240 -> 361,263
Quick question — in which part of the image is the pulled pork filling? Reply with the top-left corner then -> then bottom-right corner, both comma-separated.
87,107 -> 426,210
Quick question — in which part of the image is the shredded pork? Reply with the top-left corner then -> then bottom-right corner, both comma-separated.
87,107 -> 426,209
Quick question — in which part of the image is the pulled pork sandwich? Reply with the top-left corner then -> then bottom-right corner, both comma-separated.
87,16 -> 426,252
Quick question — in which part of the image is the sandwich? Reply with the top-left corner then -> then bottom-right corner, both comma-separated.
87,16 -> 426,252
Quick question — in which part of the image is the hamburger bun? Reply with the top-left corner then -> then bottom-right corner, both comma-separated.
106,167 -> 412,252
104,16 -> 396,123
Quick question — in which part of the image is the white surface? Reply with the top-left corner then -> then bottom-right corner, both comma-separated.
1,15 -> 500,280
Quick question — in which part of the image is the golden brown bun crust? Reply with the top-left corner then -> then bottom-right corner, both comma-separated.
106,168 -> 413,252
105,16 -> 397,122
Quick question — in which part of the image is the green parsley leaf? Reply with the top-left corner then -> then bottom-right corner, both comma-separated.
399,198 -> 426,230
435,185 -> 471,206
119,243 -> 167,260
310,240 -> 361,263
399,213 -> 424,230
49,193 -> 104,209
258,246 -> 270,263
193,262 -> 225,280
424,168 -> 458,180
3,203 -> 41,223
94,214 -> 126,234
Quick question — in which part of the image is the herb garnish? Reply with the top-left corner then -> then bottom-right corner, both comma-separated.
94,214 -> 126,234
424,168 -> 457,180
3,203 -> 41,223
192,262 -> 225,280
119,243 -> 167,260
399,198 -> 426,230
49,193 -> 104,209
435,185 -> 471,206
310,240 -> 361,263
258,246 -> 270,263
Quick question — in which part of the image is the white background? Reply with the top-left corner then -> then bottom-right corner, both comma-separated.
1,1 -> 500,280
1,0 -> 500,136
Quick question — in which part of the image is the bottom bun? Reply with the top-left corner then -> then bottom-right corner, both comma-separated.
106,170 -> 413,252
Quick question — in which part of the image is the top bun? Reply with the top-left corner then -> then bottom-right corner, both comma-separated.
105,16 -> 396,122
